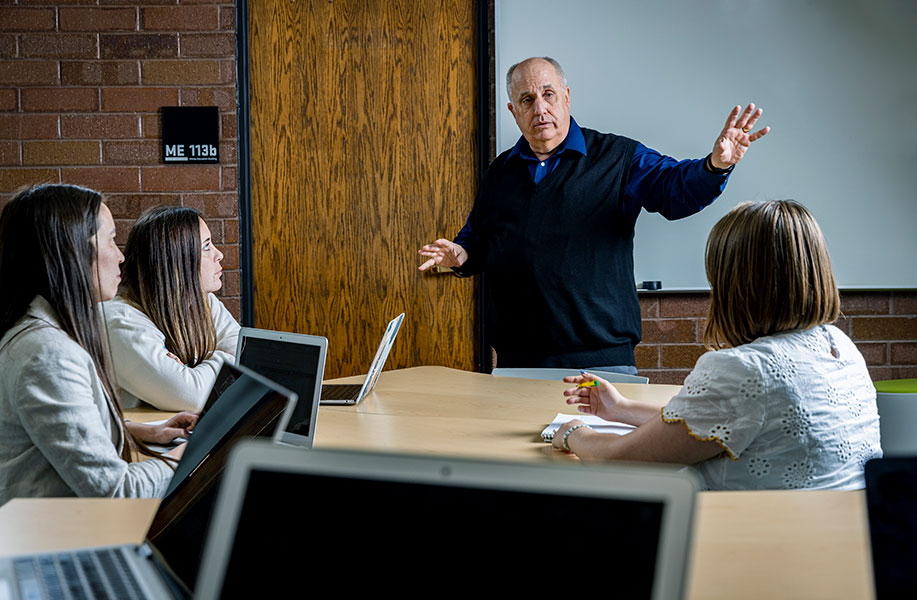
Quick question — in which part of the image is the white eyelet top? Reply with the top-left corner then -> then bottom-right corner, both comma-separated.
662,324 -> 881,490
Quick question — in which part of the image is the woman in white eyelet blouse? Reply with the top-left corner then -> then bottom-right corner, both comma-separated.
553,200 -> 882,490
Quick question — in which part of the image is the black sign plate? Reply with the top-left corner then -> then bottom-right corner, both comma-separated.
161,106 -> 219,164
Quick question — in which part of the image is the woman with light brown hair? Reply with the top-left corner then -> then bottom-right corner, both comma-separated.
104,206 -> 240,411
554,200 -> 881,490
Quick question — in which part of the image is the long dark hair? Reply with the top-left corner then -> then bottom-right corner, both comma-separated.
119,206 -> 217,366
0,184 -> 166,464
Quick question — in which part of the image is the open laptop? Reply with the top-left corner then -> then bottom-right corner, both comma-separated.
235,328 -> 327,447
194,440 -> 699,599
864,457 -> 917,598
320,312 -> 404,405
0,364 -> 296,600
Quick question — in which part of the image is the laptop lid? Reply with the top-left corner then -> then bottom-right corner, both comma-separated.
356,312 -> 404,399
146,363 -> 296,592
864,457 -> 917,598
195,441 -> 698,599
234,328 -> 327,447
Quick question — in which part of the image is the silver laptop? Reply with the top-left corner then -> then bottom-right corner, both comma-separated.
195,440 -> 699,599
320,312 -> 404,405
235,328 -> 327,447
0,365 -> 297,600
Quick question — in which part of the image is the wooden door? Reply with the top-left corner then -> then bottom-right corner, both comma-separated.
247,0 -> 478,377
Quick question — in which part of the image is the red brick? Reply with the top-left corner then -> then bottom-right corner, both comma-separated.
218,141 -> 236,162
0,141 -> 20,166
141,60 -> 222,85
0,88 -> 18,111
113,217 -> 134,245
220,59 -> 235,84
180,194 -> 205,214
219,6 -> 234,31
105,193 -> 180,218
59,7 -> 137,32
851,317 -> 917,341
61,166 -> 140,192
102,140 -> 159,165
634,344 -> 658,369
141,6 -> 219,31
642,319 -> 696,343
200,193 -> 236,217
223,218 -> 239,243
61,61 -> 140,86
0,168 -> 58,192
0,36 -> 17,60
20,34 -> 98,59
891,343 -> 917,365
869,366 -> 917,382
0,8 -> 56,31
140,113 -> 160,138
222,269 -> 241,297
659,293 -> 710,318
141,165 -> 219,191
180,87 -> 234,110
180,33 -> 235,57
0,115 -> 17,138
0,60 -> 59,85
639,369 -> 690,386
61,114 -> 139,139
832,315 -> 851,335
220,165 -> 236,191
220,296 -> 241,321
839,292 -> 890,316
100,34 -> 178,59
206,218 -> 224,243
20,114 -> 59,139
23,140 -> 101,166
661,344 -> 709,368
218,243 -> 238,269
102,87 -> 178,112
22,87 -> 98,112
854,343 -> 887,366
220,112 -> 236,139
892,292 -> 917,315
638,296 -> 659,318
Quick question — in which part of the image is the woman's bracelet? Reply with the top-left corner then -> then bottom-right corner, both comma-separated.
562,423 -> 592,452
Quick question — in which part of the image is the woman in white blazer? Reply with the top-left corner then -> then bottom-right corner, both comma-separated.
0,184 -> 196,504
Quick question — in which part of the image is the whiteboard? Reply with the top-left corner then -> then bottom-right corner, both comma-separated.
495,0 -> 917,290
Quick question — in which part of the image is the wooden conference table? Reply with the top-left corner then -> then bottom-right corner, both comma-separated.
0,367 -> 875,600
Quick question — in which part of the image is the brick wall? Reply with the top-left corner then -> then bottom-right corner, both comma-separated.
0,1 -> 240,318
638,292 -> 917,385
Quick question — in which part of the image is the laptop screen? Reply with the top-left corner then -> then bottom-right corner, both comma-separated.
216,468 -> 664,597
237,335 -> 321,437
865,457 -> 917,598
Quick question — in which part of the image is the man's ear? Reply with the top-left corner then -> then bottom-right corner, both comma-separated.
507,102 -> 515,117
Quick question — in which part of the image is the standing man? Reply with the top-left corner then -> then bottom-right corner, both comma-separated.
419,56 -> 769,373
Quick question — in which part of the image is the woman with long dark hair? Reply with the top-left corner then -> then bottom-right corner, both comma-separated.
104,206 -> 239,411
0,185 -> 194,504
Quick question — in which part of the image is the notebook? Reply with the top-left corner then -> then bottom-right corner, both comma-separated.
864,457 -> 917,599
194,440 -> 699,599
541,412 -> 637,442
320,312 -> 404,405
235,328 -> 327,447
0,364 -> 296,600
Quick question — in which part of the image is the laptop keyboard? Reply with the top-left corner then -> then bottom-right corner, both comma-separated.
13,547 -> 150,600
321,383 -> 362,401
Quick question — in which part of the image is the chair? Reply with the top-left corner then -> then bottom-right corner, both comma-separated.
491,367 -> 649,384
874,379 -> 917,457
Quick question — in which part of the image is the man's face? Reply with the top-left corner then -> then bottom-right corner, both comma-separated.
507,59 -> 571,158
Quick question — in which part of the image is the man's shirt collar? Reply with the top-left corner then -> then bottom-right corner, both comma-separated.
507,116 -> 587,163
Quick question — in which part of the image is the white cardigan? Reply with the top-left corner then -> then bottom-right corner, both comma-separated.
0,296 -> 173,504
103,294 -> 240,411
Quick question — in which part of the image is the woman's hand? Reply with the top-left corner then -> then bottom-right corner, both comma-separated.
125,411 -> 199,445
562,372 -> 629,422
553,418 -> 588,451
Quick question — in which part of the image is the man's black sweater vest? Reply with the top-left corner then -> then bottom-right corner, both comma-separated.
467,128 -> 640,368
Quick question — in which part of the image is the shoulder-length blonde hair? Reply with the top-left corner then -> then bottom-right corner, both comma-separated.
703,200 -> 840,350
119,206 -> 217,366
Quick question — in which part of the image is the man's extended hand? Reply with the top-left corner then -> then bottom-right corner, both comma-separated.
418,239 -> 468,271
710,103 -> 770,169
